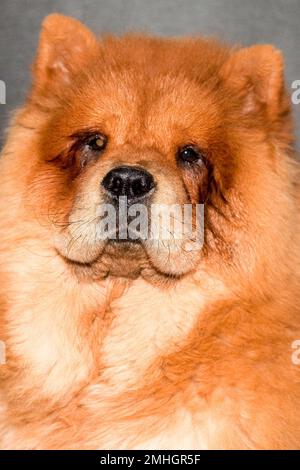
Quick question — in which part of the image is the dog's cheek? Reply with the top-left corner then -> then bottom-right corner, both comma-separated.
181,161 -> 211,205
25,160 -> 78,231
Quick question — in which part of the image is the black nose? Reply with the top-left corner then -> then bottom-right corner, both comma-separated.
102,166 -> 155,200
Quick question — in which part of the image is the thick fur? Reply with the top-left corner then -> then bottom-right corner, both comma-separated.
0,14 -> 300,449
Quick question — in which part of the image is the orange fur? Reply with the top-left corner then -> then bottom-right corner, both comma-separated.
0,14 -> 300,449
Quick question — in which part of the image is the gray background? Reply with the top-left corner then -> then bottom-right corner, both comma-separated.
0,0 -> 300,147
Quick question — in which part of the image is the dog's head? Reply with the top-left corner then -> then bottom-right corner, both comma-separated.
4,14 -> 293,282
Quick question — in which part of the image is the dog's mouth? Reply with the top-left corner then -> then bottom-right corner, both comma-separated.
54,199 -> 205,280
57,236 -> 202,282
58,239 -> 151,280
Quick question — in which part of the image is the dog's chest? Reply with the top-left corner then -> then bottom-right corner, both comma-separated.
3,254 -> 230,449
78,279 -> 230,450
99,278 -> 207,390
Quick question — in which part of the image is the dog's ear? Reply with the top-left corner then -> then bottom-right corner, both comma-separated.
32,14 -> 97,95
220,45 -> 286,118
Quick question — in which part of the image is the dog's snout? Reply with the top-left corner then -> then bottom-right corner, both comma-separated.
102,166 -> 155,200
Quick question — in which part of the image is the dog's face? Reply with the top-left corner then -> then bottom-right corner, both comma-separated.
12,14 -> 292,281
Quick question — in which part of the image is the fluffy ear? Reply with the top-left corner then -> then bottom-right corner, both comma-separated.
220,45 -> 286,118
32,14 -> 98,95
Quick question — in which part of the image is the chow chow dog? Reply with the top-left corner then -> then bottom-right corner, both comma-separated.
0,14 -> 299,449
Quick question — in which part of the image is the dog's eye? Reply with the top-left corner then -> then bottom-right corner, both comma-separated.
76,134 -> 108,169
177,146 -> 204,164
86,135 -> 107,152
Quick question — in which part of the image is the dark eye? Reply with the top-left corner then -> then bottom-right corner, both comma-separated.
86,135 -> 107,152
76,134 -> 107,169
177,145 -> 205,164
